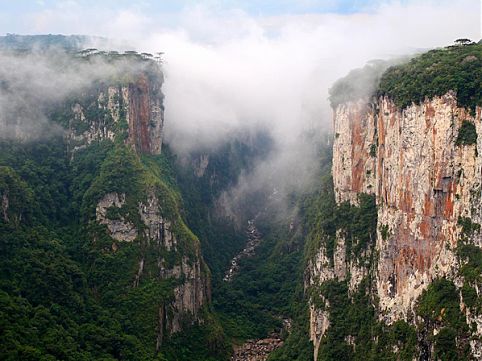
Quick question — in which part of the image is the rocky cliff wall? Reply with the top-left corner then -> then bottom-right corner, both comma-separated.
95,190 -> 210,339
68,70 -> 164,155
308,91 -> 481,359
375,93 -> 481,321
332,99 -> 376,204
67,64 -> 209,344
332,92 -> 481,319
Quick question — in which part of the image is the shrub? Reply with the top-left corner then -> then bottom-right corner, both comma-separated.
369,144 -> 377,157
455,120 -> 477,146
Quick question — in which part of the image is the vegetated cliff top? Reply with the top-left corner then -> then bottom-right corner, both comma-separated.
73,49 -> 164,85
329,40 -> 482,112
0,46 -> 163,91
378,40 -> 482,112
0,34 -> 164,83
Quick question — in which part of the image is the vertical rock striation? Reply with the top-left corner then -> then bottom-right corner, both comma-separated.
331,92 -> 482,321
374,93 -> 481,321
127,73 -> 164,154
332,99 -> 376,204
69,69 -> 164,155
308,90 -> 481,359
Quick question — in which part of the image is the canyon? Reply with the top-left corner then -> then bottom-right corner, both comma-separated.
0,36 -> 480,361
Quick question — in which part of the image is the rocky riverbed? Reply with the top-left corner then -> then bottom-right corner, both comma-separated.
223,219 -> 261,282
230,333 -> 283,361
230,319 -> 292,361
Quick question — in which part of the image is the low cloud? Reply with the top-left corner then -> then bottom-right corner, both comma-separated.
0,50 -> 154,140
1,0 -> 480,217
140,0 -> 478,218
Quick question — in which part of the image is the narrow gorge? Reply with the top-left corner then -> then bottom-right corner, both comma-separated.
0,34 -> 480,361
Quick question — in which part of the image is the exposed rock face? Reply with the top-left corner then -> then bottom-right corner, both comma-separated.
333,93 -> 482,322
127,73 -> 163,154
96,193 -> 137,242
306,227 -> 373,359
374,93 -> 481,321
139,192 -> 177,251
83,67 -> 209,343
69,71 -> 164,155
96,190 -> 210,338
332,98 -> 376,204
168,256 -> 209,333
309,304 -> 330,359
308,91 -> 482,359
193,154 -> 210,177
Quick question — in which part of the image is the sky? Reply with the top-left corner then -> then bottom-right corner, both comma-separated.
1,0 -> 480,149
1,0 -> 481,216
0,0 -> 480,39
0,0 -> 447,23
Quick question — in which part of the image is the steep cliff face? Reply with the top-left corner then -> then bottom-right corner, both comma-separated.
330,93 -> 482,319
95,189 -> 210,338
66,59 -> 209,343
127,73 -> 164,154
69,69 -> 164,155
308,94 -> 482,359
375,93 -> 481,321
305,191 -> 378,359
308,43 -> 482,360
332,99 -> 376,204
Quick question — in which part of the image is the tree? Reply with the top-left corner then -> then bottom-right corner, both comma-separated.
454,38 -> 473,46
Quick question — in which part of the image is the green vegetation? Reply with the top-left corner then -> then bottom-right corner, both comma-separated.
417,278 -> 471,360
174,133 -> 273,279
213,41 -> 482,360
214,220 -> 305,340
309,278 -> 417,361
3,40 -> 481,361
461,283 -> 478,310
304,179 -> 377,266
378,41 -> 482,112
300,163 -> 479,361
301,172 -> 416,361
418,279 -> 465,327
300,169 -> 418,361
0,166 -> 34,226
267,293 -> 313,361
275,145 -> 398,361
455,120 -> 478,146
380,224 -> 390,241
457,216 -> 480,240
0,138 -> 226,360
171,136 -> 332,359
457,244 -> 482,285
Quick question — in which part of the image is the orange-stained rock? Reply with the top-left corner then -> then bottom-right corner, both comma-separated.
328,91 -> 482,338
69,70 -> 164,155
127,73 -> 163,154
332,99 -> 376,204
